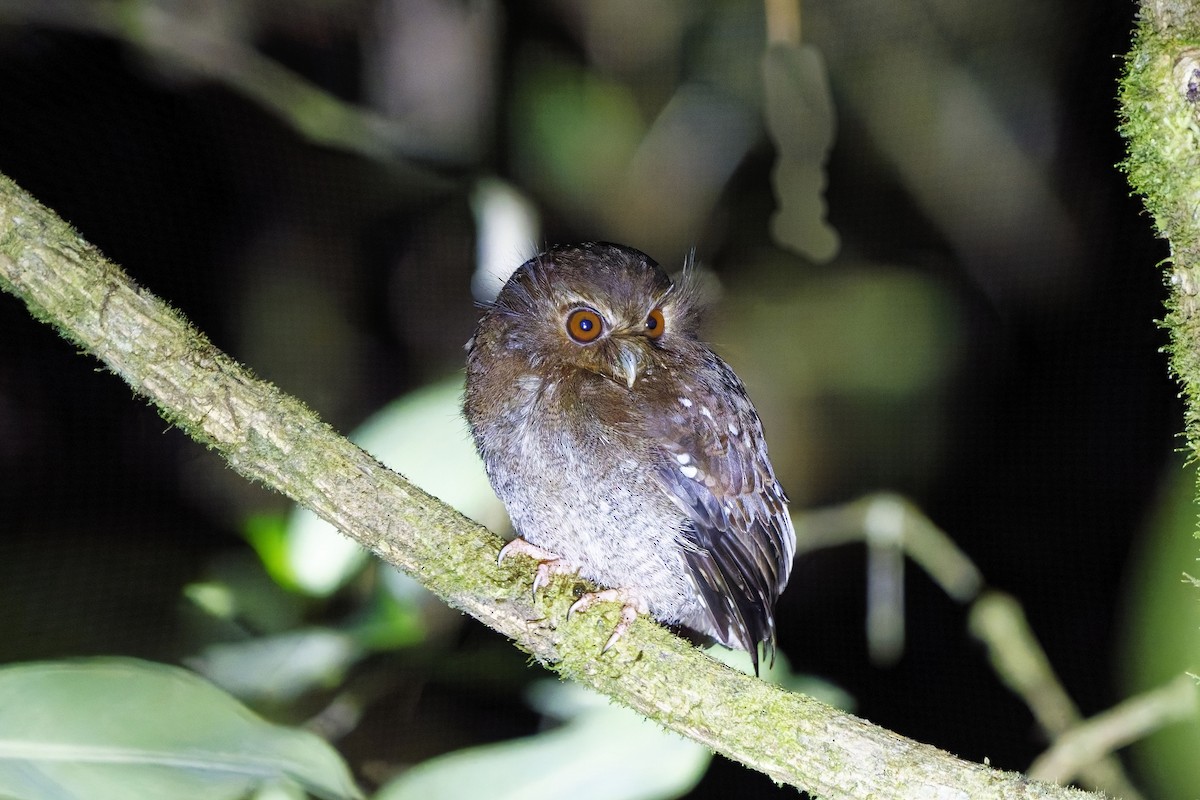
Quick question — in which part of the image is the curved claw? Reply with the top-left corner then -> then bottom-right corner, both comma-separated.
602,605 -> 640,653
567,588 -> 648,653
498,538 -> 578,599
498,538 -> 560,565
532,562 -> 555,594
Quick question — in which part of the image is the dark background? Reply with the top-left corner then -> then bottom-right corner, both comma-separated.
0,1 -> 1186,797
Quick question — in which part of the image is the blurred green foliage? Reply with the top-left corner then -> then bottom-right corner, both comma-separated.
1120,460 -> 1200,796
0,659 -> 362,800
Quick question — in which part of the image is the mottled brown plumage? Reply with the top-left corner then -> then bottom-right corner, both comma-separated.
463,242 -> 794,672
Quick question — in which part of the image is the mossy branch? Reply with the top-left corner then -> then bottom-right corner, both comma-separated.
1121,2 -> 1200,492
0,172 -> 1100,799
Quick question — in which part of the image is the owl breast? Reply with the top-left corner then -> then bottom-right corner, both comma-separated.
468,364 -> 711,630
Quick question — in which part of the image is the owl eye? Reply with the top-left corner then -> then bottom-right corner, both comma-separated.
645,308 -> 666,339
566,307 -> 604,343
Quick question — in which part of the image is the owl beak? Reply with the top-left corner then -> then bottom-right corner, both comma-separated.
615,341 -> 643,389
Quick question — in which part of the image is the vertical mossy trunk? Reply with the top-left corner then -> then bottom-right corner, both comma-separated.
1121,3 -> 1200,529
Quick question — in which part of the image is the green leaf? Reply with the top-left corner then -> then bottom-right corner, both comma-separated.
187,629 -> 364,704
245,513 -> 305,593
0,658 -> 362,800
375,682 -> 709,800
281,375 -> 504,596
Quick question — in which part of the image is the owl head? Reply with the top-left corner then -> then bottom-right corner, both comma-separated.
478,243 -> 700,387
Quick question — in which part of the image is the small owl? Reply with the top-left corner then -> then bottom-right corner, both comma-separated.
464,242 -> 794,672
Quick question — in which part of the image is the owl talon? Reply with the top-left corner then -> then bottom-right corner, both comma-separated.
498,537 -> 579,598
567,589 -> 648,652
498,538 -> 561,565
531,562 -> 554,594
602,605 -> 640,653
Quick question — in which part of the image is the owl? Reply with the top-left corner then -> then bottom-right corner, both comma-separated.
463,242 -> 794,673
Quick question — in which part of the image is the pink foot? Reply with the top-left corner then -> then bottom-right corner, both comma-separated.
567,588 -> 649,652
498,538 -> 580,596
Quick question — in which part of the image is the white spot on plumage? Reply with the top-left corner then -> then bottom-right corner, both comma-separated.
699,406 -> 714,420
679,397 -> 693,408
680,465 -> 699,479
675,452 -> 691,465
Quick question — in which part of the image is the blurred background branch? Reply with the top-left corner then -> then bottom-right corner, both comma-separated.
799,495 -> 1198,799
1027,673 -> 1197,787
0,0 -> 458,176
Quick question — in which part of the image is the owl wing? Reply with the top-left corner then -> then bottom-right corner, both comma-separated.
648,354 -> 795,674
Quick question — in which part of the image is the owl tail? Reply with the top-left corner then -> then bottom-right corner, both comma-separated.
681,548 -> 777,676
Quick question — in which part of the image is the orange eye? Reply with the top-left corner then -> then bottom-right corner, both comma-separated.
645,308 -> 666,339
566,307 -> 604,343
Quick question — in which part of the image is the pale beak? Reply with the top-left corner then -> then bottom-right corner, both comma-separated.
615,341 -> 643,389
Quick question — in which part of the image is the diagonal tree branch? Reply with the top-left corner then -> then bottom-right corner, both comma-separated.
0,172 -> 1100,799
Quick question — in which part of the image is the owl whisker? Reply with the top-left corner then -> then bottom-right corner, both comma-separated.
652,281 -> 677,311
